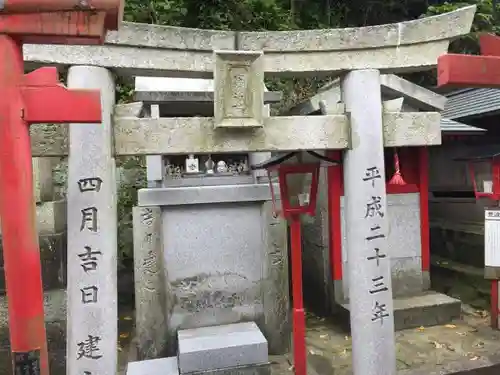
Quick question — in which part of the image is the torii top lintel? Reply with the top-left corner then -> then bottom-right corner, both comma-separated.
0,0 -> 123,44
438,33 -> 500,89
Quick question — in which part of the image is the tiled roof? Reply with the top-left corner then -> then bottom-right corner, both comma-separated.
440,117 -> 485,133
443,88 -> 500,120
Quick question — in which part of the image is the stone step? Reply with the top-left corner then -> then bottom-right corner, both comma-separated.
126,357 -> 271,375
178,322 -> 268,374
340,291 -> 461,331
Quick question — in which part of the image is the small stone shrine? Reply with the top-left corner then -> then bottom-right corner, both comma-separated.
132,75 -> 291,359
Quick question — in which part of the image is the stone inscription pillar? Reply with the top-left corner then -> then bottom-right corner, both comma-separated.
133,206 -> 169,359
341,70 -> 396,375
66,66 -> 118,375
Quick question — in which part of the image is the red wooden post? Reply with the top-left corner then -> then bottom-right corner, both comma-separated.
290,216 -> 307,375
438,33 -> 500,329
0,2 -> 122,374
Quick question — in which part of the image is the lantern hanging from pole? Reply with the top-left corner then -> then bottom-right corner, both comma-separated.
251,150 -> 340,375
255,151 -> 339,219
456,147 -> 500,200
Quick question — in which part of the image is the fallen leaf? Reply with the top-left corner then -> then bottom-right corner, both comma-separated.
445,324 -> 457,329
119,332 -> 130,339
431,341 -> 444,349
417,326 -> 425,332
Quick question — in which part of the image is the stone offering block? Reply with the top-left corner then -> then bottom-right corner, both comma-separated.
178,322 -> 268,374
127,357 -> 179,375
214,50 -> 264,129
185,364 -> 270,375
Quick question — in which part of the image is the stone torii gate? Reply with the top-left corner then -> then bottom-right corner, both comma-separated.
22,6 -> 475,375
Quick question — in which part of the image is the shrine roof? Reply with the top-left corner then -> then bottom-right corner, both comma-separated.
454,144 -> 500,161
443,88 -> 500,120
440,118 -> 485,133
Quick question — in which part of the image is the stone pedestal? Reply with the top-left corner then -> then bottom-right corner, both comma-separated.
133,185 -> 290,356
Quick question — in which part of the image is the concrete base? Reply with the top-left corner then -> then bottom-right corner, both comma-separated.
178,322 -> 268,374
126,357 -> 271,375
340,291 -> 461,331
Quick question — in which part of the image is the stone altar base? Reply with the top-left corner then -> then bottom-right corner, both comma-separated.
338,291 -> 461,331
127,322 -> 270,375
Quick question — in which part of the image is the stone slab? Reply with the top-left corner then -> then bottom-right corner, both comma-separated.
138,184 -> 271,207
30,112 -> 442,157
340,291 -> 461,331
127,357 -> 179,375
380,74 -> 447,111
134,91 -> 282,104
187,363 -> 271,375
177,322 -> 268,374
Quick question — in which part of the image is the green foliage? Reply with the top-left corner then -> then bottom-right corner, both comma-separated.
426,0 -> 500,54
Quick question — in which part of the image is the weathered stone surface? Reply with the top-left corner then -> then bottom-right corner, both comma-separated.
0,289 -> 67,328
341,69 -> 396,374
66,66 -> 118,375
30,112 -> 442,157
0,200 -> 66,236
340,291 -> 461,331
22,6 -> 475,77
114,115 -> 350,155
114,102 -> 144,118
33,157 -> 54,203
260,201 -> 290,355
127,357 -> 179,375
133,206 -> 169,360
138,185 -> 271,207
214,51 -> 264,129
177,322 -> 268,374
382,112 -> 442,147
380,74 -> 447,111
187,363 -> 271,375
0,232 -> 67,294
30,123 -> 69,157
36,200 -> 67,234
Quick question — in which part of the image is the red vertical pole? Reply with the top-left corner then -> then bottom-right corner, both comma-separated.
0,35 -> 49,375
290,215 -> 307,375
491,280 -> 499,329
419,147 -> 430,272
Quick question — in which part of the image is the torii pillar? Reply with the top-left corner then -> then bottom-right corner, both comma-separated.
438,33 -> 500,329
0,2 -> 123,375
